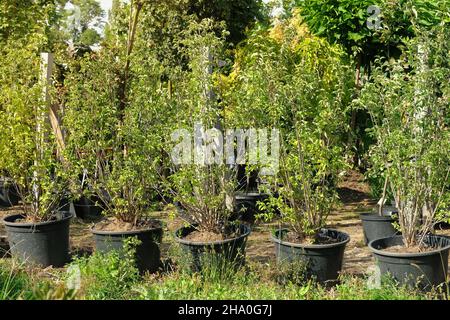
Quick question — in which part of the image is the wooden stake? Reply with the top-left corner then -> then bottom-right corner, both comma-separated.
41,53 -> 66,158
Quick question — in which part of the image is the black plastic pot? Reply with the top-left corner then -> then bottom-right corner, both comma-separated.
369,235 -> 450,290
91,222 -> 163,273
73,196 -> 103,219
434,221 -> 450,230
174,224 -> 251,272
0,180 -> 19,207
233,192 -> 269,223
3,212 -> 72,267
272,228 -> 350,283
360,212 -> 398,245
236,165 -> 259,191
58,197 -> 71,213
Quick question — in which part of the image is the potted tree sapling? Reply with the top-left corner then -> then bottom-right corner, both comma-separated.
266,123 -> 350,284
0,42 -> 72,267
224,11 -> 353,283
361,26 -> 450,290
64,1 -> 165,273
166,20 -> 251,272
170,164 -> 251,272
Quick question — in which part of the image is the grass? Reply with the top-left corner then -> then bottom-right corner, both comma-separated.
135,263 -> 438,300
0,242 -> 444,300
0,260 -> 77,300
0,261 -> 31,299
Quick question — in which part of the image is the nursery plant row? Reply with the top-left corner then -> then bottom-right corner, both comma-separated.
0,0 -> 449,297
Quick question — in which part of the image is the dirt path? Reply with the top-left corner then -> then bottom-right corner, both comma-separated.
1,171 -> 449,277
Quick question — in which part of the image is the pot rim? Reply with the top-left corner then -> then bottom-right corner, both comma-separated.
91,219 -> 163,236
174,224 -> 251,246
235,192 -> 269,199
368,235 -> 450,258
3,212 -> 73,228
360,212 -> 396,222
271,228 -> 350,249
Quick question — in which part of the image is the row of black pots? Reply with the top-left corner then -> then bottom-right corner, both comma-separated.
4,210 -> 448,289
2,212 -> 163,273
275,225 -> 450,289
2,211 -> 350,283
2,212 -> 250,274
176,226 -> 351,283
0,185 -> 103,220
360,208 -> 450,290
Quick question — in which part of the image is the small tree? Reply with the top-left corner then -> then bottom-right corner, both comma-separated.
64,0 -> 105,47
164,19 -> 238,236
225,11 -> 352,242
63,0 -> 167,226
0,37 -> 67,222
358,25 -> 450,247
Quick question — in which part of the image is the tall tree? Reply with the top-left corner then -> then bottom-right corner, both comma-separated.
65,0 -> 105,46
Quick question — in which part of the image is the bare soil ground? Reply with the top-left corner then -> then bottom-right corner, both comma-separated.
1,170 -> 449,277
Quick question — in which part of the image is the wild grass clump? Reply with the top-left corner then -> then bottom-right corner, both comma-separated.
66,238 -> 141,300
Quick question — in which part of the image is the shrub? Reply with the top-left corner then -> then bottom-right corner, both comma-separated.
0,15 -> 68,222
225,9 -> 353,240
358,24 -> 450,246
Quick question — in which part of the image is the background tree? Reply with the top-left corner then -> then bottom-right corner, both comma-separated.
0,0 -> 67,49
357,24 -> 450,247
65,0 -> 105,46
295,0 -> 449,172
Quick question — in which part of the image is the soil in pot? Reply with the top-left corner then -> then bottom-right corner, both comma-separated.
369,235 -> 450,291
185,231 -> 227,242
3,211 -> 72,267
91,217 -> 163,274
174,224 -> 251,272
272,228 -> 350,284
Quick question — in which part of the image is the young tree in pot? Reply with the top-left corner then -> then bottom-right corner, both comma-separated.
169,165 -> 250,272
165,20 -> 251,272
224,11 -> 353,283
0,41 -> 72,267
266,114 -> 350,284
63,0 -> 165,273
360,25 -> 450,290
